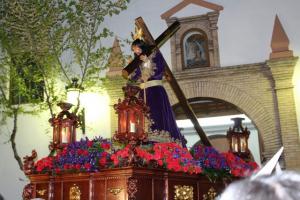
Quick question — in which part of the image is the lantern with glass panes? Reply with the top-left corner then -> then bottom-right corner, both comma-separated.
65,77 -> 84,106
65,77 -> 85,134
113,85 -> 150,145
49,102 -> 79,151
226,117 -> 250,159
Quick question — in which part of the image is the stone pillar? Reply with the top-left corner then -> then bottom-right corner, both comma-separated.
268,57 -> 300,170
104,37 -> 127,137
207,11 -> 221,68
103,76 -> 127,138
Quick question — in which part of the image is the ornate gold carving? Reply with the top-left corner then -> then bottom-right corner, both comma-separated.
127,178 -> 138,200
23,150 -> 37,175
36,189 -> 47,196
69,184 -> 81,200
203,187 -> 217,200
108,188 -> 123,195
22,183 -> 34,200
174,185 -> 193,200
132,26 -> 144,40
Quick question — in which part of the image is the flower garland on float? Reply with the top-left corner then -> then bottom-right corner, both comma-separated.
34,137 -> 258,180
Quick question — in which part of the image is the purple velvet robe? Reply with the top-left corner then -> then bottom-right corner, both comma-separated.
131,51 -> 186,147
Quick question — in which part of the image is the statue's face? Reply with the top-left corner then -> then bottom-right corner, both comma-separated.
132,45 -> 142,56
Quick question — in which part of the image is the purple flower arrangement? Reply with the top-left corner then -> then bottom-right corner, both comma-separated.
191,145 -> 229,170
35,137 -> 111,174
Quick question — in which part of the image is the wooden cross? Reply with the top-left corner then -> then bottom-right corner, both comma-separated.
122,17 -> 211,146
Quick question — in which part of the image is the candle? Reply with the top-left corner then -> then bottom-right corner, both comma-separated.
241,138 -> 246,152
61,127 -> 68,143
130,122 -> 136,133
234,143 -> 238,152
232,137 -> 238,152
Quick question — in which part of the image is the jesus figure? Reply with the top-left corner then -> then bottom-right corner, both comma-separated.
129,39 -> 187,147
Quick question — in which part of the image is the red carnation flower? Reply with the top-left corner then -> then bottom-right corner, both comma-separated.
84,163 -> 91,169
87,141 -> 93,147
101,143 -> 110,150
75,164 -> 81,170
99,158 -> 106,166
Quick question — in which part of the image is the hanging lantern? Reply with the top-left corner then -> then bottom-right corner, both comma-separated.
113,85 -> 150,145
226,117 -> 250,158
65,77 -> 84,106
49,102 -> 79,151
65,77 -> 85,134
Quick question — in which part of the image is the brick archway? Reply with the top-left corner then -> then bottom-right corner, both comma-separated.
166,80 -> 281,161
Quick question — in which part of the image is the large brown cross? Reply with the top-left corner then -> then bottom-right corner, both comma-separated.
122,17 -> 212,146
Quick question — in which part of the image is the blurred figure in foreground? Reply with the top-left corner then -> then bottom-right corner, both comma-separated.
219,171 -> 300,200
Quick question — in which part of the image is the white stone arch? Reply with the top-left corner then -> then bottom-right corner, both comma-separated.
167,80 -> 282,160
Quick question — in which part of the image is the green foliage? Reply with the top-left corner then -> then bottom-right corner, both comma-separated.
58,0 -> 130,88
0,0 -> 130,116
0,0 -> 130,170
0,1 -> 64,116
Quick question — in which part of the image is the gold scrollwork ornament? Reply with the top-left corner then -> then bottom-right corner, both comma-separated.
36,189 -> 47,196
174,185 -> 193,200
69,184 -> 81,200
203,187 -> 217,200
108,188 -> 123,195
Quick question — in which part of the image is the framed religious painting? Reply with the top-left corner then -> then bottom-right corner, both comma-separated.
181,29 -> 210,69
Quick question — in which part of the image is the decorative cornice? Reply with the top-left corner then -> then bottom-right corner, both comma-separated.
166,11 -> 219,25
161,0 -> 223,20
173,62 -> 267,80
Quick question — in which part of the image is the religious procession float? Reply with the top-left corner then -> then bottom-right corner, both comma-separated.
22,85 -> 258,200
22,18 -> 258,200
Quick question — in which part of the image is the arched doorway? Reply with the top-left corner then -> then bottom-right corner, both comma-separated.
165,80 -> 280,164
172,97 -> 263,164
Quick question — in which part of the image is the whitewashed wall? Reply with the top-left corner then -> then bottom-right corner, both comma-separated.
0,87 -> 111,199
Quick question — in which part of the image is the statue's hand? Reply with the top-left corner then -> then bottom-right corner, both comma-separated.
122,69 -> 129,79
139,55 -> 148,62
